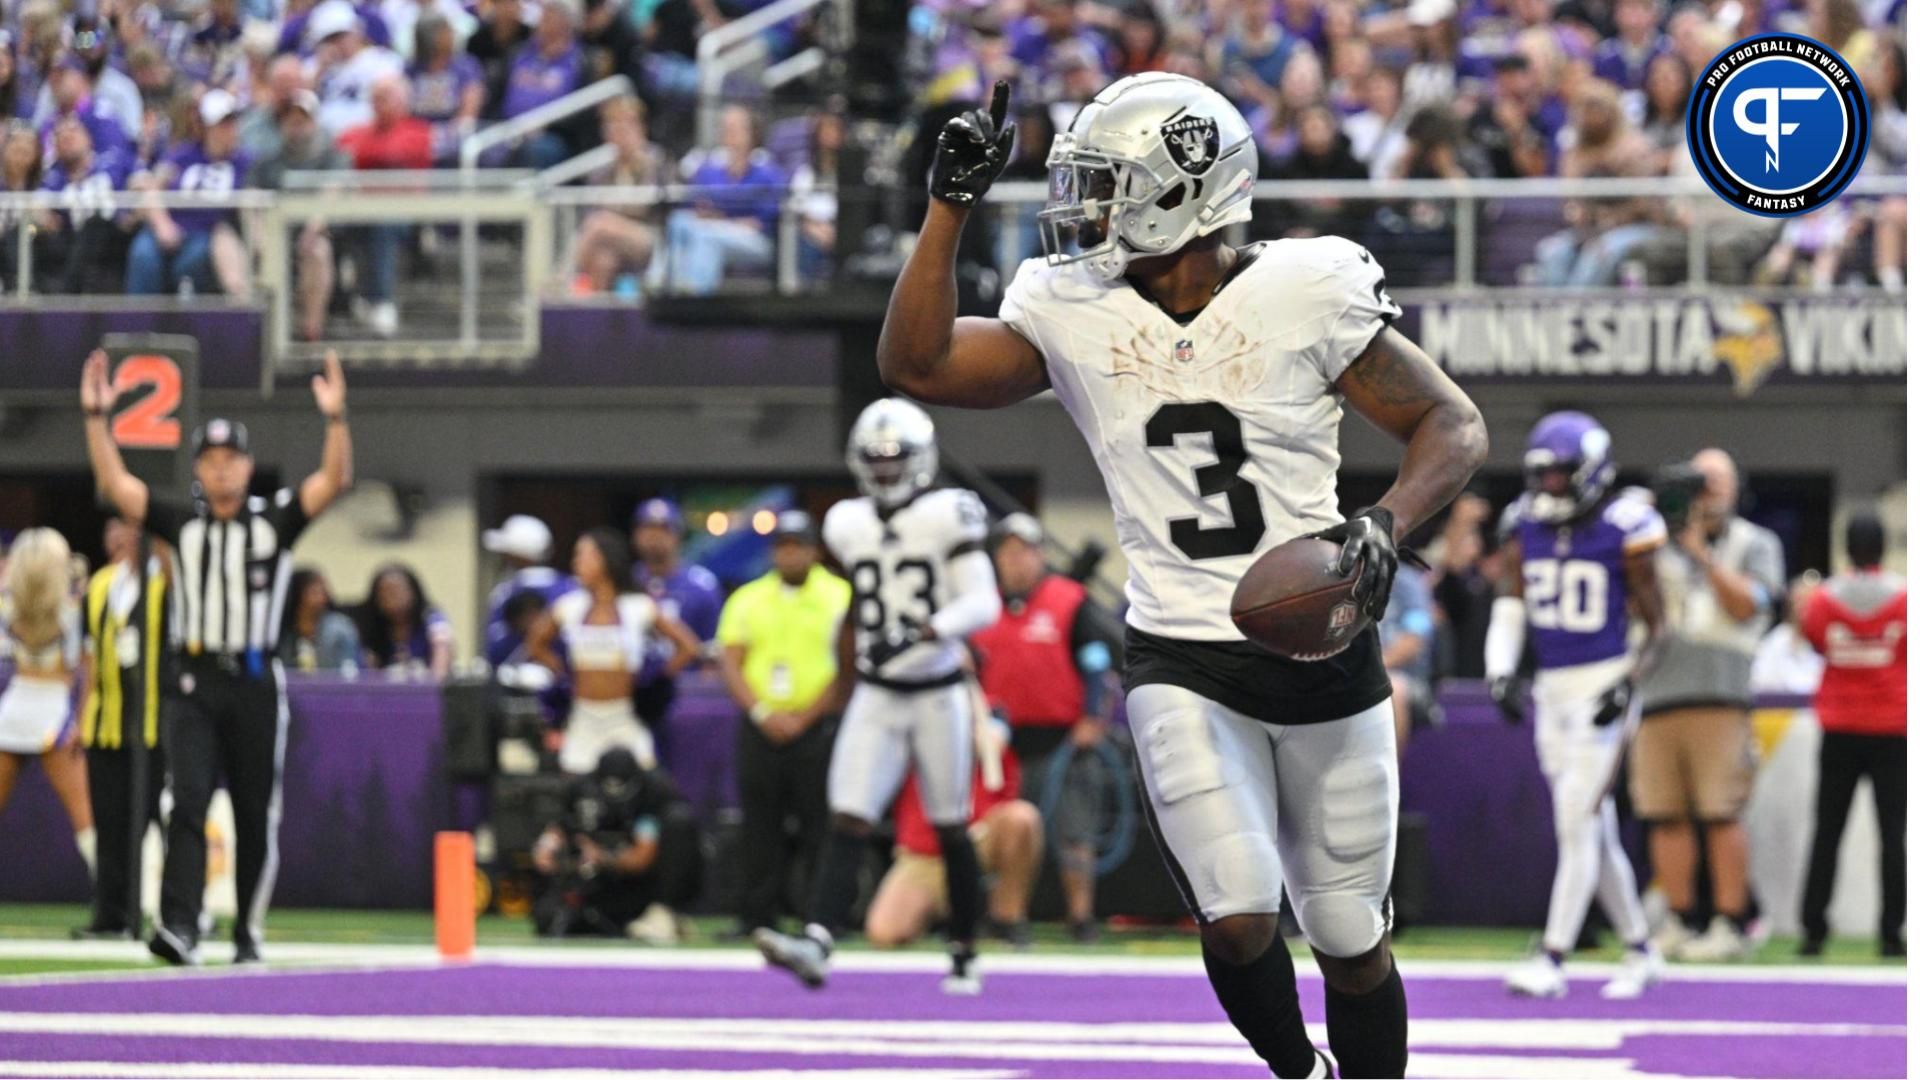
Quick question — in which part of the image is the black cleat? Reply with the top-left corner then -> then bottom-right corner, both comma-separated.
233,940 -> 264,965
148,926 -> 201,967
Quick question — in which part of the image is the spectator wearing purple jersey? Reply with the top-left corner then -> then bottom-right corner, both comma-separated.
36,115 -> 132,294
1276,0 -> 1327,57
409,13 -> 485,164
179,0 -> 246,89
37,56 -> 134,172
651,104 -> 784,295
311,0 -> 407,137
354,564 -> 455,680
33,17 -> 142,144
126,89 -> 251,297
499,0 -> 587,169
483,514 -> 581,665
1590,0 -> 1669,94
468,0 -> 532,120
629,498 -> 722,744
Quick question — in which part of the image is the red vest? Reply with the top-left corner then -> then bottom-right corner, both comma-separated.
893,747 -> 1021,857
973,574 -> 1086,727
1802,570 -> 1906,737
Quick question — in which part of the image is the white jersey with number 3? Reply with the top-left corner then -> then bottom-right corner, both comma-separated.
822,487 -> 990,682
999,237 -> 1400,641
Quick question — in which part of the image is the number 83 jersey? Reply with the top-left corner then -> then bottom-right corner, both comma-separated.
999,237 -> 1400,640
823,487 -> 990,681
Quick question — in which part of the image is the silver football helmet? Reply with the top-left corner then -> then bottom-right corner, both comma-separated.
1040,73 -> 1257,280
847,398 -> 938,506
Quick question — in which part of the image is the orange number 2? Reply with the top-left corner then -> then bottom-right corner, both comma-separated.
110,355 -> 183,450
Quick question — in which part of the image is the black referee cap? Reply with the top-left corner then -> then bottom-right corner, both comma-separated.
771,509 -> 817,544
192,418 -> 251,457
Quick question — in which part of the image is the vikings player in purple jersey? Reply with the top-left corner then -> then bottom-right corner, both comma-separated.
1485,411 -> 1668,1000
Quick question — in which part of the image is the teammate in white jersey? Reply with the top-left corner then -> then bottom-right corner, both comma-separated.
875,76 -> 1486,1078
755,398 -> 1002,994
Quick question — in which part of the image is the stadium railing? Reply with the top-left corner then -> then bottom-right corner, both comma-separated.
694,0 -> 847,146
0,173 -> 1899,370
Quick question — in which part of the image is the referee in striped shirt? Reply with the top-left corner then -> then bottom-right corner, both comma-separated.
81,349 -> 352,966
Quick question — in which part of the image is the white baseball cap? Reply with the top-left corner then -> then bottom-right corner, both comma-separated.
199,88 -> 239,126
306,0 -> 361,45
482,515 -> 553,562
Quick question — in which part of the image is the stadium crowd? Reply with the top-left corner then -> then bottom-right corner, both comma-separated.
0,0 -> 1903,304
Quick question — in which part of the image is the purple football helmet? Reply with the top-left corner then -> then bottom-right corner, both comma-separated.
1523,411 -> 1616,523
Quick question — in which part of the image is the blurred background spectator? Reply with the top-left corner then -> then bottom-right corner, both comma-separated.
312,0 -> 405,137
650,103 -> 782,295
126,88 -> 251,297
37,114 -> 131,295
569,95 -> 667,296
409,12 -> 485,164
248,89 -> 347,340
338,73 -> 430,336
278,567 -> 363,672
353,562 -> 455,678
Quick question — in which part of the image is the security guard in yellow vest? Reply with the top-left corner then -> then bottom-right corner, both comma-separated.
76,518 -> 168,938
716,510 -> 851,935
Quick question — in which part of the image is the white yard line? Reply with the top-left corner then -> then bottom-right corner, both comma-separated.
0,1012 -> 1900,1057
0,1064 -> 1020,1080
0,938 -> 1903,986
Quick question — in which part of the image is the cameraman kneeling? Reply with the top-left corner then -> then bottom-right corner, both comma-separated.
531,748 -> 700,942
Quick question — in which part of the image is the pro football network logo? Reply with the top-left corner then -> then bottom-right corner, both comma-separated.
1685,33 -> 1869,217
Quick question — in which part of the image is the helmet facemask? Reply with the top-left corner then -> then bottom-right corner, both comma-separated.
849,441 -> 934,507
1040,133 -> 1204,281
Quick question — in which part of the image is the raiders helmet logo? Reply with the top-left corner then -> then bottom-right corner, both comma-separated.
1160,115 -> 1220,177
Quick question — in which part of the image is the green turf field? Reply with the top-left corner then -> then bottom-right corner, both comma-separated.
0,903 -> 1897,978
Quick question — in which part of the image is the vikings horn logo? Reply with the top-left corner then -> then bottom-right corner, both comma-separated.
1160,115 -> 1220,177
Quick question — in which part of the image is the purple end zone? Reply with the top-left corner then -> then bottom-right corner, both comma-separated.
0,961 -> 1902,1078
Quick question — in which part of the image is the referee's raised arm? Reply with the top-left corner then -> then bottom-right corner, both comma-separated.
79,350 -> 151,523
299,350 -> 353,518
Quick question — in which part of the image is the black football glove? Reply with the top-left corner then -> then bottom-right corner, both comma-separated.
1309,505 -> 1423,624
1593,678 -> 1635,728
865,624 -> 928,671
1489,675 -> 1528,724
930,80 -> 1016,206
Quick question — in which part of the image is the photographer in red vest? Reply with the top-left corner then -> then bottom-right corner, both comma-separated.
1796,511 -> 1906,958
972,513 -> 1114,943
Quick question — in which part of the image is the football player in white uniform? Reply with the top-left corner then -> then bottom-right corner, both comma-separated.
875,77 -> 1486,1078
755,398 -> 1002,994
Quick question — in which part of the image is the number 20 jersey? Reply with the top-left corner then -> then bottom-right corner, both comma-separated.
822,487 -> 989,682
1507,495 -> 1667,669
999,237 -> 1400,641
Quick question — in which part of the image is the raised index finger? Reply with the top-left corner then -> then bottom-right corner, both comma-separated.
988,80 -> 1010,131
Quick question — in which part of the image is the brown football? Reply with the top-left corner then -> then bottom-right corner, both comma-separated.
1230,536 -> 1370,661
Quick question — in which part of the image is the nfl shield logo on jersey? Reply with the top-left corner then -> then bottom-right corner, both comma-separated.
1173,339 -> 1196,364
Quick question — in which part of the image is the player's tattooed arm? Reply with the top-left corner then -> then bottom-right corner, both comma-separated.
1335,326 -> 1488,542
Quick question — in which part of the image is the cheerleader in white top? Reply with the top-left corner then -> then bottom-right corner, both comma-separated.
530,528 -> 702,774
0,528 -> 95,874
